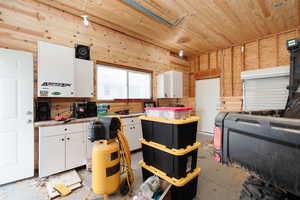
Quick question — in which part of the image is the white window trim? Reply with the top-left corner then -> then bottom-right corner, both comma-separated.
97,64 -> 152,100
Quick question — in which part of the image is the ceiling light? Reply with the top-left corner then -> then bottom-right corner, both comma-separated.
179,49 -> 184,57
82,15 -> 89,26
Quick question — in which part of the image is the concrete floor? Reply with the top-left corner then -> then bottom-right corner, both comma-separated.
0,134 -> 248,200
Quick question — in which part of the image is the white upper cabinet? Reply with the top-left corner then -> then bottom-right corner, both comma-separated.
38,41 -> 94,98
74,58 -> 94,97
38,41 -> 75,97
157,70 -> 183,98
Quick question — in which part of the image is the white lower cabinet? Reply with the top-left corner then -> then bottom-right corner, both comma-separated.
123,117 -> 143,151
84,122 -> 92,161
39,123 -> 88,177
66,132 -> 86,169
39,135 -> 66,177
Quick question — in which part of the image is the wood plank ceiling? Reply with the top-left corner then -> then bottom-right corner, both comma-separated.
36,0 -> 300,56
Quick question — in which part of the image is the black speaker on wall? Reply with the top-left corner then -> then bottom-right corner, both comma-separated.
75,44 -> 90,60
86,101 -> 97,117
36,102 -> 51,121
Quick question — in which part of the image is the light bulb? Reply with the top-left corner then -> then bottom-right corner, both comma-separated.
82,15 -> 89,26
179,49 -> 184,57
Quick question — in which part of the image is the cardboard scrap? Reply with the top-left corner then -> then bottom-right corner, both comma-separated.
46,170 -> 82,199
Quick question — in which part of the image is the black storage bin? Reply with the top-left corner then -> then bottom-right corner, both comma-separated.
141,117 -> 198,149
141,168 -> 198,200
141,141 -> 199,179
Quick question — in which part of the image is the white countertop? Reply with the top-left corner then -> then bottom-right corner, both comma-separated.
34,113 -> 145,127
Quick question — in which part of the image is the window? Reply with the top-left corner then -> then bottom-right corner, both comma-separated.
97,64 -> 152,100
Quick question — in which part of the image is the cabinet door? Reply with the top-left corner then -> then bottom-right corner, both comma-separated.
124,124 -> 142,151
157,74 -> 165,98
133,123 -> 143,150
74,59 -> 94,97
39,135 -> 65,177
66,132 -> 86,170
84,123 -> 92,160
38,41 -> 74,97
164,71 -> 172,98
172,71 -> 183,98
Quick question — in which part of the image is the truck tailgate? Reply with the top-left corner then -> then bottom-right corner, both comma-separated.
222,113 -> 300,196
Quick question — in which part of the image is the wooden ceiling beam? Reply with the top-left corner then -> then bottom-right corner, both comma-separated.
35,0 -> 198,56
33,0 -> 299,56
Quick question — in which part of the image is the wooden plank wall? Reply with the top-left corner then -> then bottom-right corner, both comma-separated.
189,29 -> 298,100
0,0 -> 191,118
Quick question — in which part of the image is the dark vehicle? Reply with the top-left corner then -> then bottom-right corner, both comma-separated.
213,38 -> 300,200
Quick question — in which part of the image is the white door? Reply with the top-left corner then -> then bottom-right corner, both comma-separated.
0,48 -> 34,184
39,135 -> 66,177
74,59 -> 94,97
196,78 -> 220,134
66,132 -> 86,169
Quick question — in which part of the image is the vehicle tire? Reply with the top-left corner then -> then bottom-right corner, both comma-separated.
240,176 -> 285,200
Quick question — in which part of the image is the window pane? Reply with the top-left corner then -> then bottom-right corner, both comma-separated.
129,71 -> 151,99
97,66 -> 127,100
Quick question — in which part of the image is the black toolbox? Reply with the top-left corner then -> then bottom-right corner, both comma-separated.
141,139 -> 200,179
141,162 -> 200,200
140,116 -> 199,149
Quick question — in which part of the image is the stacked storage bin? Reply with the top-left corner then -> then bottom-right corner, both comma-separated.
139,107 -> 201,200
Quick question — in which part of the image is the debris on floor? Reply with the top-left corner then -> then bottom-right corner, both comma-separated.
45,170 -> 82,199
132,176 -> 170,200
132,176 -> 159,200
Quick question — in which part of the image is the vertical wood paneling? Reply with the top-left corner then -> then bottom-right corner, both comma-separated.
189,29 -> 299,98
260,37 -> 277,68
199,54 -> 209,71
245,41 -> 259,70
223,48 -> 233,97
233,46 -> 242,96
209,51 -> 217,70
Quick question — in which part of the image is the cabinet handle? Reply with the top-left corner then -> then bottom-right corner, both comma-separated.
64,128 -> 67,131
67,137 -> 70,140
61,138 -> 65,141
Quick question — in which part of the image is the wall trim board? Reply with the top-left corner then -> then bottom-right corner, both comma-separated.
96,60 -> 153,73
193,68 -> 221,80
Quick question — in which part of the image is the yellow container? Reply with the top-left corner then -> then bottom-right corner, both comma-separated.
92,139 -> 120,196
139,160 -> 201,187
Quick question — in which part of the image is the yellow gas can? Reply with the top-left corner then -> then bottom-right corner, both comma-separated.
92,139 -> 120,197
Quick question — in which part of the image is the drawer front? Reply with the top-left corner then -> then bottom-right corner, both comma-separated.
40,123 -> 84,137
122,117 -> 141,126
